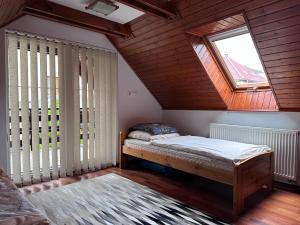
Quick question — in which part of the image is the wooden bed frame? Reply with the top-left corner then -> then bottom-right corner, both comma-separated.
119,132 -> 273,216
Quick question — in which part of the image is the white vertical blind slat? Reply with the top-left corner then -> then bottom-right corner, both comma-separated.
80,48 -> 88,171
99,51 -> 106,167
30,38 -> 40,182
8,35 -> 22,184
64,45 -> 74,176
49,44 -> 58,179
40,41 -> 50,180
111,53 -> 118,165
73,46 -> 81,173
94,50 -> 101,169
19,38 -> 31,183
87,49 -> 95,171
58,43 -> 66,177
105,52 -> 112,167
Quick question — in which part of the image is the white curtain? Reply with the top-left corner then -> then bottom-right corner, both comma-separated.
7,32 -> 118,185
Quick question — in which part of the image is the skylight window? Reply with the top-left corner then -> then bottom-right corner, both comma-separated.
208,26 -> 269,89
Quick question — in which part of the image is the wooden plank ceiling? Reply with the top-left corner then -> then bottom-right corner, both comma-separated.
110,0 -> 300,111
0,0 -> 29,27
1,0 -> 300,111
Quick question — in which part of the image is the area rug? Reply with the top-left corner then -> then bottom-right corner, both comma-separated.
27,173 -> 230,225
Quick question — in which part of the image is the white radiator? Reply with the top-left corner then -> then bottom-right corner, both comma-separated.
210,123 -> 300,184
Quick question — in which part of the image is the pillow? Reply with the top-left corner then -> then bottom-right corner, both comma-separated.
129,123 -> 178,135
127,130 -> 152,141
150,133 -> 180,141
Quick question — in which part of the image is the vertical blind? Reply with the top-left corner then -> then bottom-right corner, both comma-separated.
7,32 -> 118,185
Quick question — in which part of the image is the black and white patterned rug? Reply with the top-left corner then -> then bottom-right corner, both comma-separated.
27,173 -> 231,225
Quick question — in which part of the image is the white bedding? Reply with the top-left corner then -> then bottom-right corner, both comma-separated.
151,136 -> 271,164
124,135 -> 272,171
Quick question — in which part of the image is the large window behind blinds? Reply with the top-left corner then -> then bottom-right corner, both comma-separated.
7,32 -> 118,185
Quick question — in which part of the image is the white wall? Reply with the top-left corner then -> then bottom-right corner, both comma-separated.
0,15 -> 162,171
163,110 -> 300,137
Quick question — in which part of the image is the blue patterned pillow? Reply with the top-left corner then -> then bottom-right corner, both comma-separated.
129,123 -> 178,135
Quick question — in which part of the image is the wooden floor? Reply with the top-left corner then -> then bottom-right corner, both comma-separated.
20,166 -> 300,225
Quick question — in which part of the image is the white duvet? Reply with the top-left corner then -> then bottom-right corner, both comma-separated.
151,136 -> 272,164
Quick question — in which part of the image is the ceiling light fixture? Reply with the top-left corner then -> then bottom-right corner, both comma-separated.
86,0 -> 119,16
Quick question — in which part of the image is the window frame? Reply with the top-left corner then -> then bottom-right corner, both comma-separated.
207,26 -> 269,90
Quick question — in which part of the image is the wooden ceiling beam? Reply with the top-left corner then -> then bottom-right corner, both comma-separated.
116,0 -> 178,20
22,0 -> 132,38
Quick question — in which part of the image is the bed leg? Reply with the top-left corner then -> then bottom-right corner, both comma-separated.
119,131 -> 128,169
233,189 -> 244,216
120,153 -> 129,169
233,166 -> 244,216
266,152 -> 274,191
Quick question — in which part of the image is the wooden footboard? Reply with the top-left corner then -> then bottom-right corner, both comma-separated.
233,152 -> 273,215
119,131 -> 273,216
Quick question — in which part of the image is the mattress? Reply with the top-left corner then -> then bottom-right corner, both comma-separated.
124,139 -> 234,171
124,136 -> 272,172
151,136 -> 272,164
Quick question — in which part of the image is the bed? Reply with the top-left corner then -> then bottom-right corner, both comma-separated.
119,132 -> 274,216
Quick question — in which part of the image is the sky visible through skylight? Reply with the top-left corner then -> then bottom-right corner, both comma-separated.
215,33 -> 264,72
214,33 -> 268,85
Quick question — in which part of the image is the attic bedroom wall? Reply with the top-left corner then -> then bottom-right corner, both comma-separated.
0,15 -> 162,171
163,110 -> 300,137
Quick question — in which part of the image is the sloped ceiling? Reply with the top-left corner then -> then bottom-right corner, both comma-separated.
110,0 -> 300,111
1,0 -> 300,111
0,0 -> 29,27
